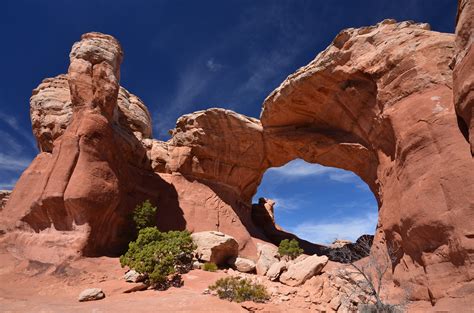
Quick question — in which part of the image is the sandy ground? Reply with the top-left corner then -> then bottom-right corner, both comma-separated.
0,251 -> 312,313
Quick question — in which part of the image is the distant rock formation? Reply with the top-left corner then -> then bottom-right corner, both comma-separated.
1,3 -> 473,307
0,190 -> 10,211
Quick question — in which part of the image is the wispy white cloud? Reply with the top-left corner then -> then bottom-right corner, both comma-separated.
0,153 -> 32,171
290,212 -> 378,244
0,130 -> 25,155
206,58 -> 223,72
268,196 -> 310,213
151,2 -> 317,139
268,159 -> 333,178
0,178 -> 17,190
0,112 -> 37,150
268,159 -> 362,185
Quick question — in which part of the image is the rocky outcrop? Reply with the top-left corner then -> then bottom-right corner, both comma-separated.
191,231 -> 239,265
453,0 -> 474,153
30,75 -> 152,153
0,190 -> 11,211
279,255 -> 328,287
1,7 -> 473,309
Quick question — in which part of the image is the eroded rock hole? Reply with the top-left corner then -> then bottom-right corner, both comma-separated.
252,159 -> 378,262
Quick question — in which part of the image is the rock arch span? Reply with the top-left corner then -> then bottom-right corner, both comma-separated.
1,9 -> 473,306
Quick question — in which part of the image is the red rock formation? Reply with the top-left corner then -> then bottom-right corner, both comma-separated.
453,0 -> 474,154
1,10 -> 473,309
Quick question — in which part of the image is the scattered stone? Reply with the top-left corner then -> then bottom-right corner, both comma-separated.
123,269 -> 145,283
255,243 -> 279,276
191,231 -> 238,265
193,261 -> 203,270
78,288 -> 105,302
228,257 -> 256,273
123,283 -> 148,293
280,255 -> 328,287
202,288 -> 210,295
266,260 -> 287,281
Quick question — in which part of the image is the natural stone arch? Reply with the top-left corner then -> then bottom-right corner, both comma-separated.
1,15 -> 473,307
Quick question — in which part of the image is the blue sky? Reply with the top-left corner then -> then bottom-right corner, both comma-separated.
0,1 -> 456,242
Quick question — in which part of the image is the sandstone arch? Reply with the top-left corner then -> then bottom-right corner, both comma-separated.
0,12 -> 472,307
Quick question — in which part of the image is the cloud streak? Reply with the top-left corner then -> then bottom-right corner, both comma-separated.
0,153 -> 32,171
267,159 -> 362,185
0,178 -> 17,190
290,212 -> 378,244
0,111 -> 37,151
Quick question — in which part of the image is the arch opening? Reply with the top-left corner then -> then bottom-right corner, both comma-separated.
251,158 -> 378,259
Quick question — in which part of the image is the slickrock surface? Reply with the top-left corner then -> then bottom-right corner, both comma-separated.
1,3 -> 473,309
453,0 -> 474,153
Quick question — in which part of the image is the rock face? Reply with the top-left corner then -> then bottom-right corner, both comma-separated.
453,0 -> 474,153
1,7 -> 473,308
279,255 -> 328,287
191,231 -> 239,265
78,288 -> 105,302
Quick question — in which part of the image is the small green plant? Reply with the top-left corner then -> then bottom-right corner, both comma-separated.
202,262 -> 218,272
209,276 -> 270,303
133,200 -> 157,230
278,239 -> 303,260
120,227 -> 195,289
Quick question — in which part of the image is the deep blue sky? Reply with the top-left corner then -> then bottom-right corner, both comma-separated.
0,0 -> 456,242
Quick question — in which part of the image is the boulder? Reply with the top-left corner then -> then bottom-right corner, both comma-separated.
280,255 -> 328,287
255,243 -> 279,276
191,231 -> 238,265
78,288 -> 105,302
228,257 -> 256,273
266,260 -> 287,281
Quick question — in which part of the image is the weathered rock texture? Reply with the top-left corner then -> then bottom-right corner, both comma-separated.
1,7 -> 473,309
453,0 -> 474,153
191,231 -> 239,265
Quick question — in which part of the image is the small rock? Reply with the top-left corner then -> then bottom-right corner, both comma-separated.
228,257 -> 256,273
255,243 -> 279,276
266,260 -> 287,281
123,283 -> 148,293
193,261 -> 203,270
78,288 -> 105,302
123,269 -> 145,283
202,288 -> 210,295
280,295 -> 290,301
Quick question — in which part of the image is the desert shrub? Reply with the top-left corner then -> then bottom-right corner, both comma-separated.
209,276 -> 270,303
202,262 -> 218,272
278,239 -> 303,260
133,200 -> 157,230
120,227 -> 195,289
